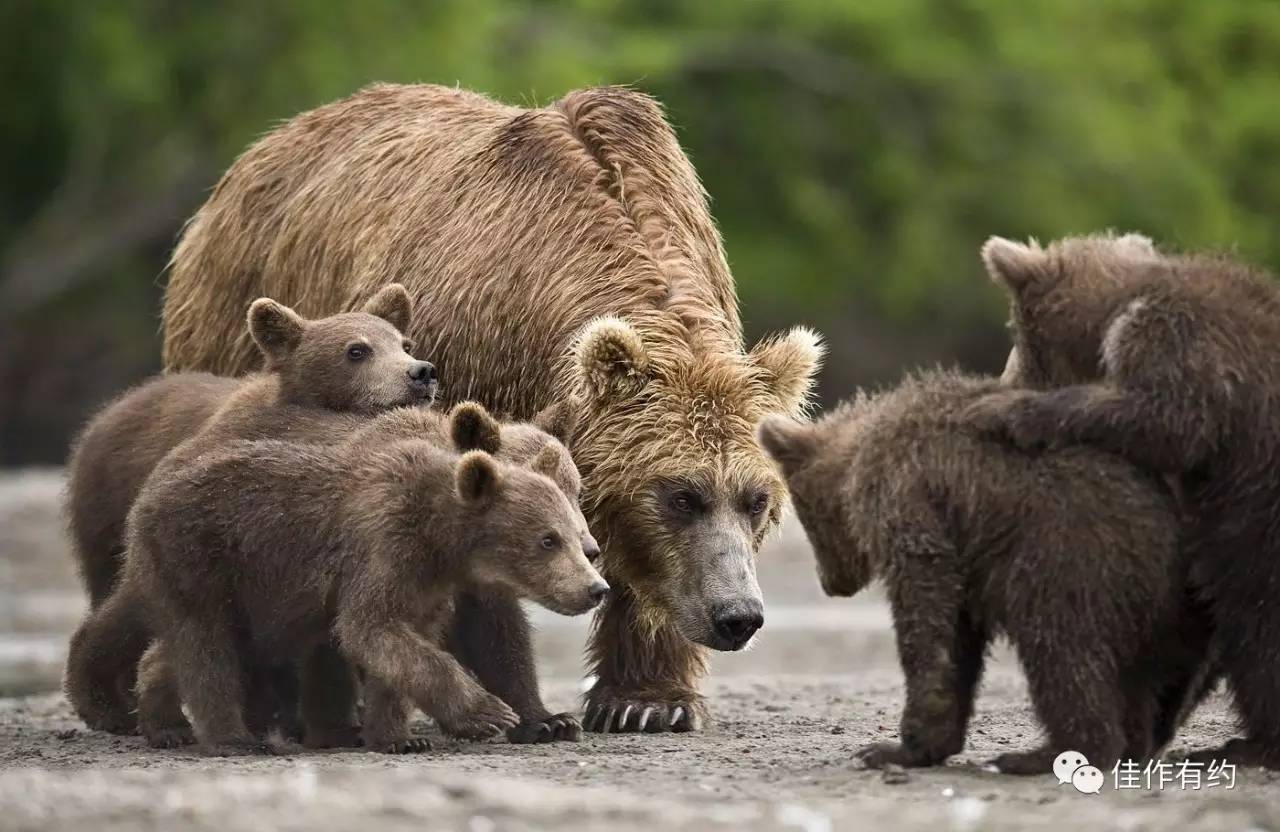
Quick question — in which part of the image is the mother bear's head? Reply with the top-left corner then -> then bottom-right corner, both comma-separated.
567,313 -> 822,651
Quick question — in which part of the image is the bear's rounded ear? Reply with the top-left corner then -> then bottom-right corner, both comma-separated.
574,317 -> 649,403
532,401 -> 576,448
362,283 -> 413,333
756,415 -> 817,476
750,327 -> 824,418
456,451 -> 502,504
449,401 -> 501,454
980,236 -> 1048,295
530,444 -> 562,480
247,298 -> 306,364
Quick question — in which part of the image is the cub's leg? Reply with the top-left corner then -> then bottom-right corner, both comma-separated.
64,584 -> 150,734
336,612 -> 517,742
136,640 -> 195,748
167,616 -> 267,756
299,643 -> 362,749
452,589 -> 580,743
359,680 -> 431,754
857,533 -> 977,769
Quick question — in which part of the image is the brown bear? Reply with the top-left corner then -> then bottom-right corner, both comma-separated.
65,282 -> 428,608
124,408 -> 608,755
64,285 -> 433,735
160,83 -> 823,732
131,402 -> 595,751
758,370 -> 1204,774
967,233 -> 1280,768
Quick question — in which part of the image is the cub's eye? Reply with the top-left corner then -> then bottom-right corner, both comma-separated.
747,493 -> 770,516
347,344 -> 370,361
402,340 -> 414,354
541,533 -> 559,550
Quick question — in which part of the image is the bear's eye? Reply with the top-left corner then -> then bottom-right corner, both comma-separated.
402,340 -> 414,354
347,344 -> 370,361
541,533 -> 560,551
670,491 -> 699,513
746,493 -> 769,516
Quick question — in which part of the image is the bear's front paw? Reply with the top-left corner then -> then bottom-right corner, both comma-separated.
962,391 -> 1059,452
507,712 -> 582,744
439,694 -> 519,741
856,741 -> 936,769
143,724 -> 195,749
583,695 -> 707,733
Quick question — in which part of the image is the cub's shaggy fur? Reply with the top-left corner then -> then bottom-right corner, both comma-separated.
759,371 -> 1201,774
970,233 -> 1280,768
161,83 -> 823,731
64,285 -> 431,735
125,407 -> 607,755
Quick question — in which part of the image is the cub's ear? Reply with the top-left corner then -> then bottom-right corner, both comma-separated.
530,444 -> 561,480
750,327 -> 824,417
574,317 -> 649,403
756,415 -> 817,476
532,401 -> 576,448
980,236 -> 1049,295
449,401 -> 501,454
456,451 -> 502,504
362,283 -> 413,333
247,298 -> 306,364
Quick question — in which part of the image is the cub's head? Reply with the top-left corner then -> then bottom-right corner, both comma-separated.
757,413 -> 873,598
568,314 -> 824,651
980,233 -> 1164,389
454,449 -> 608,616
247,283 -> 437,412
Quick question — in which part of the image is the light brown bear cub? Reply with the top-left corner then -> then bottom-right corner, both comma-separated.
758,370 -> 1201,775
126,404 -> 608,755
64,285 -> 432,735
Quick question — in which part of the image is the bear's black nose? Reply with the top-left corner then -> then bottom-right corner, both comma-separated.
582,533 -> 601,563
711,600 -> 764,648
587,581 -> 610,606
408,361 -> 437,382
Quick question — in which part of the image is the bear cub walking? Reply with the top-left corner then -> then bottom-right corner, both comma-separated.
759,370 -> 1200,774
125,404 -> 608,755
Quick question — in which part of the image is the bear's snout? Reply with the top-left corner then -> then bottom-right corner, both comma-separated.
710,599 -> 764,650
408,360 -> 437,384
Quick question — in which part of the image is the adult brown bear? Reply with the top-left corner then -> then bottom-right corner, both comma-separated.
163,83 -> 822,733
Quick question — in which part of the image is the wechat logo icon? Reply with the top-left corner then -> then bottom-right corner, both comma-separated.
1054,750 -> 1104,795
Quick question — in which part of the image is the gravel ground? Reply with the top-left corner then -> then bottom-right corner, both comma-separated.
2,468 -> 1278,831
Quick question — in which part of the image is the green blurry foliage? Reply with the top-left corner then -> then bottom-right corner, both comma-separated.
2,0 -> 1279,461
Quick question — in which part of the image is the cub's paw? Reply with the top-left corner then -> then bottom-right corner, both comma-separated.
856,742 -> 935,770
143,725 -> 195,749
303,725 -> 364,749
584,697 -> 707,733
962,391 -> 1058,453
440,695 -> 519,741
508,712 -> 582,744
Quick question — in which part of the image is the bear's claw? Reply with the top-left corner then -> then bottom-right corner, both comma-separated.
583,699 -> 705,733
508,712 -> 581,744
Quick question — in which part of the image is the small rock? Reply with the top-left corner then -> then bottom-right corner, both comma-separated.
881,765 -> 910,785
830,725 -> 845,735
54,728 -> 78,741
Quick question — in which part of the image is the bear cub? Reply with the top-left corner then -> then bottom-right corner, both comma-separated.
759,369 -> 1199,774
64,284 -> 433,735
969,233 -> 1280,767
125,404 -> 608,755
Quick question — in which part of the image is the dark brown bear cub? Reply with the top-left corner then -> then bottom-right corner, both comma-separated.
125,406 -> 608,755
64,285 -> 432,735
969,234 -> 1280,768
758,370 -> 1196,775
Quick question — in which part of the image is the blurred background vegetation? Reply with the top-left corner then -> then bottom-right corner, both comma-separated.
3,0 -> 1280,465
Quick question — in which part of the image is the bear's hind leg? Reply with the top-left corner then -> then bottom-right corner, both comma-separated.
136,640 -> 194,748
167,616 -> 267,756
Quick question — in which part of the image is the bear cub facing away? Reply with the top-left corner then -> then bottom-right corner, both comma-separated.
759,370 -> 1200,774
63,284 -> 433,735
125,404 -> 609,755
